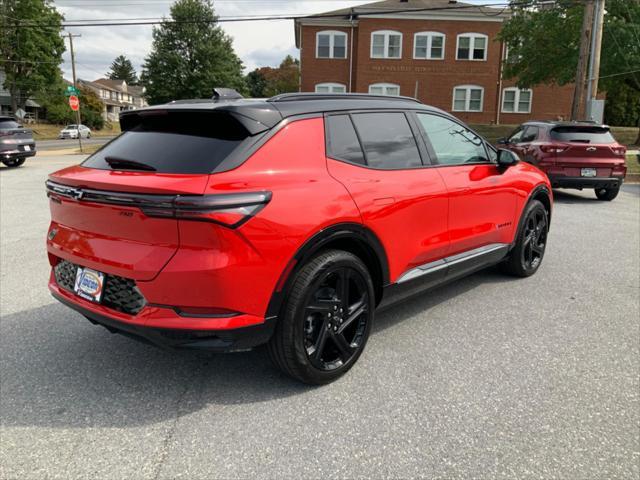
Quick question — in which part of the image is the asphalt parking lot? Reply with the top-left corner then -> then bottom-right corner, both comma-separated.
1,155 -> 638,479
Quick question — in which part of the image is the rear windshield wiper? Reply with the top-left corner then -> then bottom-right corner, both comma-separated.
105,156 -> 156,171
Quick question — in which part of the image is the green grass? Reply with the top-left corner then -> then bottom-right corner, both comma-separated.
471,124 -> 639,148
626,153 -> 640,175
30,122 -> 120,141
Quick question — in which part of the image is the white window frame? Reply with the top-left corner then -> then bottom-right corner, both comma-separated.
413,31 -> 446,60
456,33 -> 488,61
315,82 -> 347,93
501,87 -> 533,113
316,30 -> 348,59
368,83 -> 401,96
452,85 -> 484,112
370,30 -> 403,59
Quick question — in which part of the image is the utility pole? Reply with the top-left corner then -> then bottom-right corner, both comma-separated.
571,0 -> 596,120
65,32 -> 83,153
586,0 -> 605,120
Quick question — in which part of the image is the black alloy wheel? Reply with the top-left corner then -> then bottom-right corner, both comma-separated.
303,266 -> 370,371
521,208 -> 547,271
267,249 -> 375,384
501,199 -> 548,277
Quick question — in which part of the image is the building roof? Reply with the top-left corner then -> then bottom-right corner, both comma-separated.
127,85 -> 145,97
317,0 -> 504,17
92,78 -> 127,92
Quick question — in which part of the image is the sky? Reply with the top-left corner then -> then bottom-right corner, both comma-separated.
54,0 -> 495,82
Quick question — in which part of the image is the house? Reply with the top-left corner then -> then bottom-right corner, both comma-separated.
0,68 -> 43,121
79,78 -> 148,122
294,0 -> 574,124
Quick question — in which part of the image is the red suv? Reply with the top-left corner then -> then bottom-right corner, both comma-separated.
499,121 -> 627,200
46,92 -> 552,384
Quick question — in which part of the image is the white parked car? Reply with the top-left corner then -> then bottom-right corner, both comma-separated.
58,124 -> 92,139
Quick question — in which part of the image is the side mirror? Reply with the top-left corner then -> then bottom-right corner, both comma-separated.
497,137 -> 508,145
497,148 -> 519,168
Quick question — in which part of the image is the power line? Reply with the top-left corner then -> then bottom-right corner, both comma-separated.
7,1 -> 534,28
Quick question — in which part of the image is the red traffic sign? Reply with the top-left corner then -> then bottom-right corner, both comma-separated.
69,95 -> 79,111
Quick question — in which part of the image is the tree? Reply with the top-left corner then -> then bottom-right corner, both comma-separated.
499,0 -> 640,134
108,55 -> 138,84
245,55 -> 300,98
0,0 -> 66,113
37,81 -> 104,129
141,0 -> 245,105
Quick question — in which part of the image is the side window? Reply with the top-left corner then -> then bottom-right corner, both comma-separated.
351,113 -> 422,169
416,113 -> 489,166
508,127 -> 524,143
521,126 -> 539,142
325,115 -> 365,165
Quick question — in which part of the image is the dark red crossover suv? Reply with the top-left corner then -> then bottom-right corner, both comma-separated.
499,121 -> 627,200
46,91 -> 552,384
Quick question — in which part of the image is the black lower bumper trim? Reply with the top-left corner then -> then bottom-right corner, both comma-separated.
52,291 -> 277,352
549,175 -> 623,190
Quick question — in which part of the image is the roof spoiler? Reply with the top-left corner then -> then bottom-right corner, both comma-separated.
212,88 -> 244,102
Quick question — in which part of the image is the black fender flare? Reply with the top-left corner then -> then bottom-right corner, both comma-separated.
264,223 -> 390,321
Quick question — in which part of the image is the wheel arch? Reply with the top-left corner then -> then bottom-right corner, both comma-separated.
512,184 -> 552,249
265,223 -> 390,321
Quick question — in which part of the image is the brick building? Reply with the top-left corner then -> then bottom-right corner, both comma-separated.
294,0 -> 574,124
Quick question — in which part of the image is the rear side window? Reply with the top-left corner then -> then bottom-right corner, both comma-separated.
0,119 -> 20,129
521,126 -> 539,142
351,112 -> 422,169
550,126 -> 615,144
82,111 -> 250,174
325,115 -> 365,165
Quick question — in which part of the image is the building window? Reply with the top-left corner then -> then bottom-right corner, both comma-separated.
369,83 -> 400,96
315,83 -> 346,93
456,33 -> 488,61
371,30 -> 402,59
502,88 -> 532,113
414,32 -> 445,60
316,31 -> 347,59
452,85 -> 484,112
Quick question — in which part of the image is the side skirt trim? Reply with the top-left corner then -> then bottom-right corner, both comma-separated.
396,243 -> 509,284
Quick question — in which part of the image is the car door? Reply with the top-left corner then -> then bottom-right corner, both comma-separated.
513,125 -> 540,165
325,112 -> 449,284
414,112 -> 518,256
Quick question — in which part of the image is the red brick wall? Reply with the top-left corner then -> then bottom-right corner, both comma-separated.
299,18 -> 574,124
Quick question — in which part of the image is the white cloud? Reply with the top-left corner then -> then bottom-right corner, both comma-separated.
54,0 -> 495,81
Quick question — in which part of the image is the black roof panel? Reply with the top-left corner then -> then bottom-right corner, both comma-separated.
119,94 -> 444,135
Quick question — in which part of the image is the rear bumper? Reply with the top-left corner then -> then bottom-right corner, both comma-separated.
49,275 -> 276,352
548,175 -> 624,190
1,148 -> 36,159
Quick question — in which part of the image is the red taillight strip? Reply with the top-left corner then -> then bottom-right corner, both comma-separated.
45,180 -> 271,228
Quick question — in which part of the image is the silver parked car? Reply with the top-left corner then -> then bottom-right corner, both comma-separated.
0,116 -> 36,168
58,124 -> 92,139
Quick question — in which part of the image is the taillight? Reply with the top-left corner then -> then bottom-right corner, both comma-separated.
540,144 -> 567,154
142,192 -> 272,228
0,131 -> 12,137
610,146 -> 626,156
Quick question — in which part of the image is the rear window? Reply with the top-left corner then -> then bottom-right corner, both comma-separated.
0,120 -> 20,129
550,126 -> 615,144
82,111 -> 250,174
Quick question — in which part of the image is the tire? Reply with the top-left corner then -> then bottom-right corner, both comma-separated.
267,249 -> 375,385
86,133 -> 91,139
595,186 -> 619,201
1,157 -> 26,168
501,199 -> 548,277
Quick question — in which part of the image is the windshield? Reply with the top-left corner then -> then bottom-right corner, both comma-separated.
82,111 -> 251,174
0,120 -> 20,129
550,126 -> 615,144
65,125 -> 77,129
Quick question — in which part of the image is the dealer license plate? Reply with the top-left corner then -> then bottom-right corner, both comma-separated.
73,267 -> 105,303
581,168 -> 597,177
